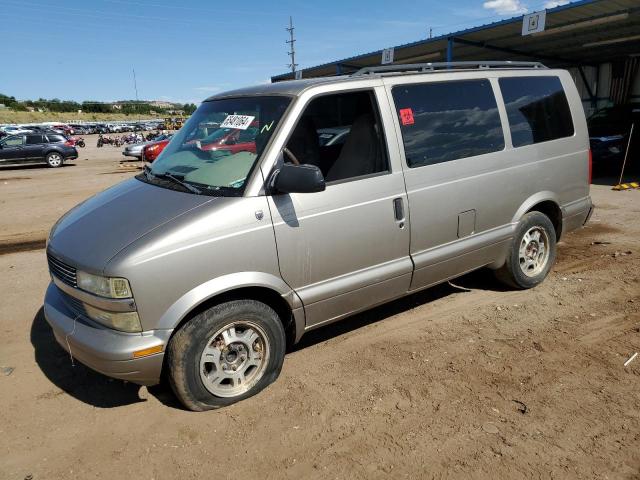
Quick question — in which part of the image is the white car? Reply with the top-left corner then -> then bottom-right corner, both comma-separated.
1,126 -> 33,135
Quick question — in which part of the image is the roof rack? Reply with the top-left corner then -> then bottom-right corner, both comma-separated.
352,61 -> 547,76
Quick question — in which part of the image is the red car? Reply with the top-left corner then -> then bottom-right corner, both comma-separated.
144,127 -> 258,162
198,126 -> 257,154
52,124 -> 74,136
143,139 -> 170,162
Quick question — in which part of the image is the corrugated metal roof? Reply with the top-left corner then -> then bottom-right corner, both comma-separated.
272,0 -> 640,81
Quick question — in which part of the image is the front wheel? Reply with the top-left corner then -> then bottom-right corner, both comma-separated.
167,300 -> 286,411
495,211 -> 557,289
46,152 -> 63,168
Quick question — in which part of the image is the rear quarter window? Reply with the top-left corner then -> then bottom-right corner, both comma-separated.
392,79 -> 504,167
499,76 -> 574,147
46,135 -> 66,143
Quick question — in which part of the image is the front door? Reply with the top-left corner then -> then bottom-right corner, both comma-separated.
0,135 -> 26,164
267,89 -> 412,328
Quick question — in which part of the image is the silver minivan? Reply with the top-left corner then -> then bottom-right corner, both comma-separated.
44,62 -> 593,411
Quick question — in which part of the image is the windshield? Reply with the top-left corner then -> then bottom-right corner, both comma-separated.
148,96 -> 290,195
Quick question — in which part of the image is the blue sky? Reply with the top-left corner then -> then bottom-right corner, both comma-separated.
1,0 -> 569,104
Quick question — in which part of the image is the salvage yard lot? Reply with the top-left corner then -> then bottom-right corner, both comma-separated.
0,137 -> 639,479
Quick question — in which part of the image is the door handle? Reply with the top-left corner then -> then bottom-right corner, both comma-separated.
393,197 -> 405,228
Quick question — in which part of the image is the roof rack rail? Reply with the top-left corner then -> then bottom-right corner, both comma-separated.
352,61 -> 547,76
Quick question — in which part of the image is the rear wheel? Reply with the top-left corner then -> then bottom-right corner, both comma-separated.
495,211 -> 557,289
167,299 -> 286,411
46,152 -> 63,168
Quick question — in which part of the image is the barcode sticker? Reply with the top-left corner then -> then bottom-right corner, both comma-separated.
220,115 -> 255,130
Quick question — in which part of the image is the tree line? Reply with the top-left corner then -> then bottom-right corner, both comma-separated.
0,93 -> 197,115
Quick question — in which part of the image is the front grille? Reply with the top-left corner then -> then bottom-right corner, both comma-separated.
47,253 -> 77,287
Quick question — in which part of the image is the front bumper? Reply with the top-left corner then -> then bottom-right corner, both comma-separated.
44,282 -> 172,386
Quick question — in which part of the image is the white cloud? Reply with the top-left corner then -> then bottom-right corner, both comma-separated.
543,0 -> 569,8
482,0 -> 528,15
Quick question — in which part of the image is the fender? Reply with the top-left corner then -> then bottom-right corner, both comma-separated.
510,190 -> 561,225
486,191 -> 561,270
156,271 -> 303,331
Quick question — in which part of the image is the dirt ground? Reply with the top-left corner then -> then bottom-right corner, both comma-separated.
0,137 -> 639,479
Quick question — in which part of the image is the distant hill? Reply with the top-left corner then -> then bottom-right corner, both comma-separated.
0,93 -> 197,116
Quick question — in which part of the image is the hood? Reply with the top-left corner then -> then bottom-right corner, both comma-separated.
47,178 -> 212,273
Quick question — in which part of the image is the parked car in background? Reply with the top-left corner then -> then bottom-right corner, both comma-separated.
588,103 -> 640,171
195,126 -> 258,154
0,132 -> 78,167
1,125 -> 33,135
317,126 -> 351,146
94,124 -> 109,134
142,136 -> 172,162
123,134 -> 172,160
51,124 -> 74,136
69,124 -> 89,135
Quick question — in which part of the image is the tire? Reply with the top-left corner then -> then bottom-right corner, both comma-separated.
495,211 -> 557,289
46,152 -> 63,168
167,299 -> 286,411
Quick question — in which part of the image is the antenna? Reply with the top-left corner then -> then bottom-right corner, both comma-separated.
286,16 -> 298,74
429,27 -> 433,39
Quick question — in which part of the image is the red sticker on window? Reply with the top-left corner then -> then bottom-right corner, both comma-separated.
399,108 -> 414,126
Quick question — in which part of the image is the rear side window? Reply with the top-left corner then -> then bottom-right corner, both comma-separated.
499,76 -> 574,147
26,135 -> 44,145
46,134 -> 66,143
392,79 -> 504,167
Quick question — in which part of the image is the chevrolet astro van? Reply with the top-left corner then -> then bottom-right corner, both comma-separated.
44,62 -> 593,411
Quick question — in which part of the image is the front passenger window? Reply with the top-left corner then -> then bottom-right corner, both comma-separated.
4,136 -> 24,147
286,91 -> 389,183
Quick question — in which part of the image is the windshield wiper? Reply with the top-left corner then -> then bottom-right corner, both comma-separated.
143,165 -> 202,194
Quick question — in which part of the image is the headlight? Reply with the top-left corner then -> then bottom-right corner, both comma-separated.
83,304 -> 142,332
76,271 -> 132,299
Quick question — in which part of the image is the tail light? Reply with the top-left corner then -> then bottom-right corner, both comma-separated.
588,149 -> 593,184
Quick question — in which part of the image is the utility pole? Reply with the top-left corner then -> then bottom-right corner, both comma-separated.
429,27 -> 433,39
132,67 -> 141,122
286,16 -> 298,75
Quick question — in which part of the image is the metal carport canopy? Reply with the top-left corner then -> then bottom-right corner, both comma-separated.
271,0 -> 640,81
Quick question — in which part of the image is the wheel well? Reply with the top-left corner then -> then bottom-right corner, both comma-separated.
527,201 -> 562,240
171,286 -> 296,348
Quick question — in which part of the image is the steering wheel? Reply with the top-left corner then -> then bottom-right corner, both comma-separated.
282,147 -> 301,165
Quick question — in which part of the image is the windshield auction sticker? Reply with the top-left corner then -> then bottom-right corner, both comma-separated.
220,115 -> 256,130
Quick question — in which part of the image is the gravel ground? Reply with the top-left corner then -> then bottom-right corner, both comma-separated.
0,136 -> 639,479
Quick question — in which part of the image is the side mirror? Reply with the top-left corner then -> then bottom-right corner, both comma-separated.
271,163 -> 325,194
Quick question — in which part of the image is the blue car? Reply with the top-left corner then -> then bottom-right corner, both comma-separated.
588,104 -> 640,169
0,132 -> 78,168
